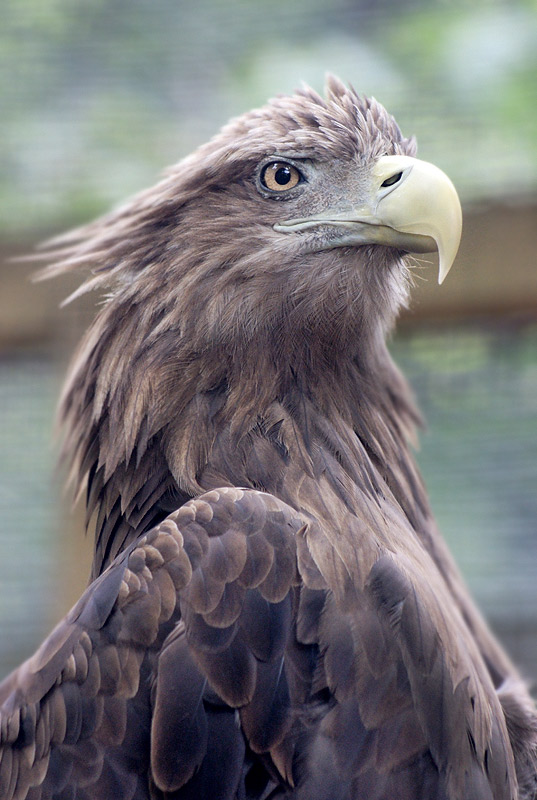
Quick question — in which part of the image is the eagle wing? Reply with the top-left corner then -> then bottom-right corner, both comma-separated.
0,487 -> 516,800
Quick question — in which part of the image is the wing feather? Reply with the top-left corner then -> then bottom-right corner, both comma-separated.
0,489 -> 304,799
0,487 -> 521,799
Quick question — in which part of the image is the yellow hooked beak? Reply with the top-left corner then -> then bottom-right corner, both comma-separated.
274,155 -> 462,284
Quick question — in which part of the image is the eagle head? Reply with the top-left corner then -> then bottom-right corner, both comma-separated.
43,75 -> 461,352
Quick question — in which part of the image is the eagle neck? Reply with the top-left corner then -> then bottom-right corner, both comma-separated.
193,333 -> 431,539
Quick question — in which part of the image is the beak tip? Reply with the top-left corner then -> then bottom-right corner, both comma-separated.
438,263 -> 451,285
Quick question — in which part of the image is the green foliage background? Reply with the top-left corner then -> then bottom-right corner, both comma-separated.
1,0 -> 536,236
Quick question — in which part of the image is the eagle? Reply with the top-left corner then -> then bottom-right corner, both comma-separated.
1,76 -> 536,800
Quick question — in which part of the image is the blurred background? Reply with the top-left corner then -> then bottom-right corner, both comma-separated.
1,0 -> 536,682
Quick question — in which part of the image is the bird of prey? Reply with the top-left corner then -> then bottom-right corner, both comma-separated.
1,77 -> 536,800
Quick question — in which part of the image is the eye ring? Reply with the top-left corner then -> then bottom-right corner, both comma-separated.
260,162 -> 303,192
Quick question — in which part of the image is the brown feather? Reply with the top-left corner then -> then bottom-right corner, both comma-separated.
2,78 -> 537,798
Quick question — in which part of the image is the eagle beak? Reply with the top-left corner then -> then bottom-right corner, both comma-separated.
369,155 -> 462,284
274,155 -> 462,284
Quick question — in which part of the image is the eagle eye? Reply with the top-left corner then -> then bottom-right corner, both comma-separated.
260,162 -> 302,192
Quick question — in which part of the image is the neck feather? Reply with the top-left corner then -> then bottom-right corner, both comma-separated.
60,295 -> 428,578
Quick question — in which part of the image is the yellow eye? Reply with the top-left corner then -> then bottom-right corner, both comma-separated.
261,162 -> 302,192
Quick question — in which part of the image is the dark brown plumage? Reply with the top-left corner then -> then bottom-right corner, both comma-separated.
1,77 -> 536,799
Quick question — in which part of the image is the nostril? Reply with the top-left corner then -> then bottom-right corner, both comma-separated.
381,171 -> 403,188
